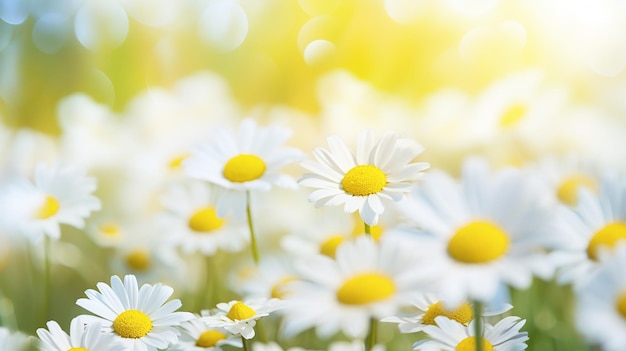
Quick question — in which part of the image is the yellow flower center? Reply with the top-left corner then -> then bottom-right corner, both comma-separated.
456,336 -> 494,351
188,207 -> 225,233
196,330 -> 227,348
112,310 -> 153,338
341,165 -> 387,196
616,292 -> 626,319
168,154 -> 189,170
271,276 -> 297,299
99,223 -> 121,237
125,250 -> 152,272
556,175 -> 597,206
422,301 -> 473,326
336,273 -> 395,305
447,221 -> 509,264
227,301 -> 257,320
320,235 -> 345,258
499,103 -> 526,127
587,222 -> 626,261
35,195 -> 60,219
223,154 -> 266,183
67,348 -> 89,351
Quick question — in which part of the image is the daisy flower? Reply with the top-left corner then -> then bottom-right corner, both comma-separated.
0,163 -> 101,243
36,317 -> 124,351
173,314 -> 242,351
0,327 -> 29,351
76,274 -> 194,351
575,243 -> 626,351
281,235 -> 435,339
299,130 -> 428,225
413,316 -> 528,351
202,298 -> 284,339
392,158 -> 558,307
159,181 -> 249,256
183,118 -> 303,217
550,174 -> 626,288
382,293 -> 513,333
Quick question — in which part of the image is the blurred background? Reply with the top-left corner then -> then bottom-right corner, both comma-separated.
2,0 -> 626,350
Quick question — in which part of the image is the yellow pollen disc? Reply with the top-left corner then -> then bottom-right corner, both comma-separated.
336,273 -> 395,305
271,276 -> 297,299
227,301 -> 257,320
188,207 -> 225,233
100,223 -> 120,237
113,310 -> 153,338
196,330 -> 227,348
447,221 -> 509,264
67,348 -> 89,351
616,292 -> 626,319
341,165 -> 387,196
422,301 -> 473,326
456,336 -> 494,351
35,195 -> 60,219
499,103 -> 526,127
223,154 -> 266,183
320,235 -> 345,258
556,175 -> 597,206
587,222 -> 626,261
168,154 -> 189,170
125,250 -> 152,272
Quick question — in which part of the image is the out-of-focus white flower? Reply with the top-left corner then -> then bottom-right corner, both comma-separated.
282,235 -> 434,339
37,317 -> 124,351
229,254 -> 298,300
0,163 -> 100,243
392,158 -> 558,307
575,243 -> 626,351
0,327 -> 29,351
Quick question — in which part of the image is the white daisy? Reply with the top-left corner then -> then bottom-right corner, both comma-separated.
299,130 -> 428,225
281,235 -> 435,339
202,298 -> 284,339
391,158 -> 558,307
575,243 -> 626,351
36,317 -> 124,351
173,314 -> 242,351
159,180 -> 249,256
183,118 -> 303,217
382,293 -> 513,333
413,316 -> 528,351
0,327 -> 29,351
76,274 -> 194,351
550,174 -> 626,288
0,163 -> 101,243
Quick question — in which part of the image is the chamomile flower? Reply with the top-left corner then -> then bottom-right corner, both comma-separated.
76,274 -> 194,351
281,235 -> 434,339
36,317 -> 124,351
173,315 -> 242,351
413,316 -> 528,351
299,130 -> 428,225
550,174 -> 626,288
0,163 -> 101,243
159,181 -> 249,256
575,243 -> 626,351
382,293 -> 513,333
184,118 -> 303,217
202,299 -> 284,339
392,158 -> 557,307
0,327 -> 29,351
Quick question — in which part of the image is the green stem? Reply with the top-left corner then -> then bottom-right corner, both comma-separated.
246,191 -> 260,265
42,236 -> 51,323
366,317 -> 377,351
241,335 -> 249,351
473,301 -> 484,351
364,223 -> 371,235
